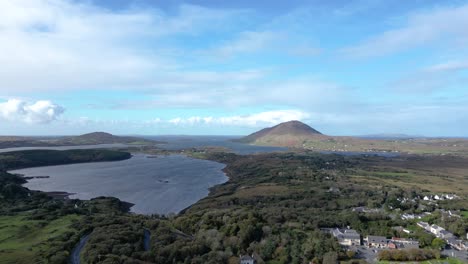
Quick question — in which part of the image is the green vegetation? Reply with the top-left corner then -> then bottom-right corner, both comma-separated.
379,258 -> 465,264
55,132 -> 158,145
377,248 -> 441,262
461,211 -> 468,219
0,132 -> 159,149
239,120 -> 468,155
0,148 -> 467,263
0,214 -> 82,264
0,149 -> 131,170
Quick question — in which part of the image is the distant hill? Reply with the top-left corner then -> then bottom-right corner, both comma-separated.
56,132 -> 156,145
236,120 -> 323,146
0,132 -> 159,149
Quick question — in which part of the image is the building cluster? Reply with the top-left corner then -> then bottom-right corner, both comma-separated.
400,212 -> 431,220
422,194 -> 459,201
417,222 -> 468,251
365,236 -> 419,249
323,228 -> 419,250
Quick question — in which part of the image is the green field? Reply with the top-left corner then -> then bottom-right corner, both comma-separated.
0,214 -> 82,264
461,211 -> 468,219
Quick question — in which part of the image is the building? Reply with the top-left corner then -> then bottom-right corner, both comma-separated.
331,228 -> 361,246
366,236 -> 388,248
392,226 -> 412,234
447,238 -> 468,251
390,237 -> 420,249
430,224 -> 445,237
239,255 -> 255,264
417,221 -> 430,231
439,230 -> 454,239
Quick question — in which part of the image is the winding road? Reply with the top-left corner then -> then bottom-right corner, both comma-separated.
70,234 -> 90,264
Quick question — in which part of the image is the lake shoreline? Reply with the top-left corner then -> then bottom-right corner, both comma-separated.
11,153 -> 228,215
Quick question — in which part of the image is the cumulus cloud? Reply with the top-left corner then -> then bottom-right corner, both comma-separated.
341,4 -> 468,58
424,61 -> 468,73
212,30 -> 280,58
390,60 -> 468,93
167,110 -> 310,127
0,0 -> 246,92
0,99 -> 64,124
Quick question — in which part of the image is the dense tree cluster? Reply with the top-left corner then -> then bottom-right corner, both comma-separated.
378,248 -> 440,261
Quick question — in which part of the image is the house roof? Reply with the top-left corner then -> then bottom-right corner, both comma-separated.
332,228 -> 360,240
367,236 -> 387,243
240,255 -> 254,261
440,230 -> 453,236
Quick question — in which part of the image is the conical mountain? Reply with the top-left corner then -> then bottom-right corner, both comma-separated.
237,120 -> 323,146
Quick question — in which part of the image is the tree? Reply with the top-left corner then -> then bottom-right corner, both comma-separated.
322,252 -> 338,264
346,250 -> 356,259
431,238 -> 446,250
378,250 -> 391,261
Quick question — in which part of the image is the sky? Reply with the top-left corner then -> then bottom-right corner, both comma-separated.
0,0 -> 467,136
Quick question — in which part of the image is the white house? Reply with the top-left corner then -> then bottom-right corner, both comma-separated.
331,228 -> 361,246
240,255 -> 255,264
366,236 -> 388,248
417,221 -> 430,231
430,224 -> 445,237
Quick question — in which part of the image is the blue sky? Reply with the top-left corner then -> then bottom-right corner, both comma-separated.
0,0 -> 467,136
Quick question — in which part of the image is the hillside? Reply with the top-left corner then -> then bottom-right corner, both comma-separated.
46,132 -> 159,146
237,121 -> 468,155
0,132 -> 159,149
236,120 -> 324,146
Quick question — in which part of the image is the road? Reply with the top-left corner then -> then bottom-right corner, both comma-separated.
144,229 -> 151,251
70,234 -> 90,264
442,248 -> 468,263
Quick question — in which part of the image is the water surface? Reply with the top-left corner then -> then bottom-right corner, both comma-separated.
146,135 -> 287,154
10,154 -> 228,215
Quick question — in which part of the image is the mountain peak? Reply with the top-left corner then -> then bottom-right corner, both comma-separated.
79,132 -> 114,138
237,120 -> 322,145
268,120 -> 321,135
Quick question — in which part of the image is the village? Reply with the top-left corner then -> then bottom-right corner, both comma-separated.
237,191 -> 468,264
327,192 -> 468,263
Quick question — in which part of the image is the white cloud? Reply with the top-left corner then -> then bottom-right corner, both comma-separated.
341,4 -> 468,58
0,0 -> 246,92
213,30 -> 280,58
0,99 -> 64,124
166,110 -> 310,127
389,60 -> 468,93
424,61 -> 468,73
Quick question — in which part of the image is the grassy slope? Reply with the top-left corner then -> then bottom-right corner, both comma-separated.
249,133 -> 468,156
349,155 -> 468,196
0,214 -> 82,264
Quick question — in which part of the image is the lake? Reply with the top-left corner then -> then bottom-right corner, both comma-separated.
146,135 -> 288,154
10,154 -> 228,215
0,136 -> 287,154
